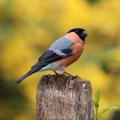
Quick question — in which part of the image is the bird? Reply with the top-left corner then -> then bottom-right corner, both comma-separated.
16,28 -> 88,84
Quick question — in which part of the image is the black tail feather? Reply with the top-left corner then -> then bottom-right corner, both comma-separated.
16,70 -> 33,84
16,62 -> 44,84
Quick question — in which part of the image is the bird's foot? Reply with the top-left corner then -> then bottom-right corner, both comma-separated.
64,71 -> 72,76
53,70 -> 72,77
53,70 -> 59,75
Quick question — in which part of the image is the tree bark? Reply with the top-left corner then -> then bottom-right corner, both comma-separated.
36,74 -> 94,120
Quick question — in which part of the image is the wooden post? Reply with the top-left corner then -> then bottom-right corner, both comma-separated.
36,74 -> 94,120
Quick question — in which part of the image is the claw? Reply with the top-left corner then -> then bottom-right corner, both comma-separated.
64,71 -> 72,76
53,70 -> 59,75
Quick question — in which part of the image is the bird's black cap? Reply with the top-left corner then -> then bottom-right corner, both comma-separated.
68,28 -> 88,41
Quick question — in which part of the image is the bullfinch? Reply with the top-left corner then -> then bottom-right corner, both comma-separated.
16,28 -> 88,84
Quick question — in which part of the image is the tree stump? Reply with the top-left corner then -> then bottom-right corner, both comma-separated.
36,74 -> 94,120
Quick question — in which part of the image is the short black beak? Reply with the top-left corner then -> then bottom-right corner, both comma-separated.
80,31 -> 88,41
82,31 -> 88,37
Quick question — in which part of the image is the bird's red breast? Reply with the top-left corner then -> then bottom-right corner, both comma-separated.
59,42 -> 84,67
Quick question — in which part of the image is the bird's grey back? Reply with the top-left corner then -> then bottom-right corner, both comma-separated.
49,36 -> 74,51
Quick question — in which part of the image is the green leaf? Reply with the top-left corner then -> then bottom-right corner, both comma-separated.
93,90 -> 101,109
98,105 -> 119,119
93,90 -> 101,120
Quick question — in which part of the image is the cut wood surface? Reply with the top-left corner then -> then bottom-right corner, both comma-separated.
36,74 -> 94,120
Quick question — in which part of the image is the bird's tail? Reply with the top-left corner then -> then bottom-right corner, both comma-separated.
16,70 -> 34,84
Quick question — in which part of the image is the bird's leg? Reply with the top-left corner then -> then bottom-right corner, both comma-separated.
53,70 -> 59,75
64,71 -> 72,76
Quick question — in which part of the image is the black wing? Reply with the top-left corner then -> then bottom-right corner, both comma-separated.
31,48 -> 72,69
16,48 -> 72,84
